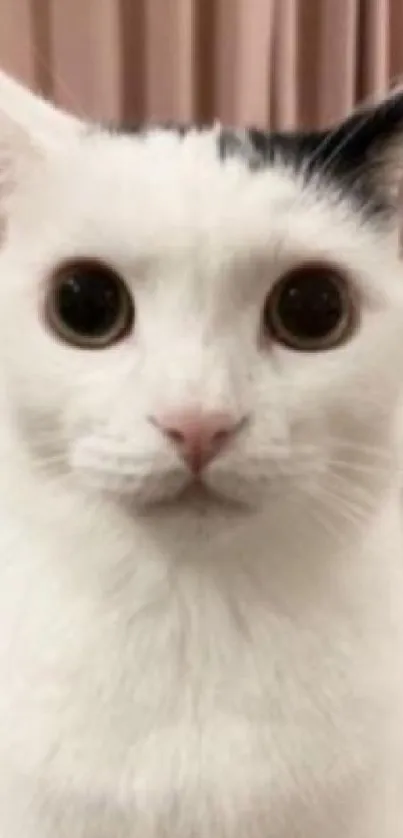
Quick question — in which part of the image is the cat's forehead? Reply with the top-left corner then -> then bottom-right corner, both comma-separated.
12,125 -> 381,277
48,124 -> 303,219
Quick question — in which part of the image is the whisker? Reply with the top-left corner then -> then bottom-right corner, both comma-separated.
316,481 -> 374,524
325,458 -> 392,477
325,438 -> 392,457
301,489 -> 354,550
309,496 -> 365,542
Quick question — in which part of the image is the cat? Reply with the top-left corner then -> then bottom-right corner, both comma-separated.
0,69 -> 402,838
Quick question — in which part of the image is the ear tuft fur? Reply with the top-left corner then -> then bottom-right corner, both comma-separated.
308,87 -> 403,216
0,70 -> 82,211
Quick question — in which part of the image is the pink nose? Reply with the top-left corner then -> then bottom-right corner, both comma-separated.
151,409 -> 237,473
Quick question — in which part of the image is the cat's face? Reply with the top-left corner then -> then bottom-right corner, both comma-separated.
0,73 -> 403,526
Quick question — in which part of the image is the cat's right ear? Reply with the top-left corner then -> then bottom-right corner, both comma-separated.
0,70 -> 82,192
307,87 -> 403,219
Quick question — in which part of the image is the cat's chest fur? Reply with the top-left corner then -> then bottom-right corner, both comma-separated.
0,498 -> 402,837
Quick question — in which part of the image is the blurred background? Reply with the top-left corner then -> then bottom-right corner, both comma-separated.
0,0 -> 403,130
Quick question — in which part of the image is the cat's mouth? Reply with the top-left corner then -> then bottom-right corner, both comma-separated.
141,478 -> 249,516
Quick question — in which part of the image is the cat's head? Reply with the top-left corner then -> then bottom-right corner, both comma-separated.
0,71 -> 402,534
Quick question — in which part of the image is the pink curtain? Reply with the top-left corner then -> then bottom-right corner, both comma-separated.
0,0 -> 403,129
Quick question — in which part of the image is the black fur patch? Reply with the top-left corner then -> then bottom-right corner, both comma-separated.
112,91 -> 403,220
217,126 -> 386,217
218,92 -> 403,219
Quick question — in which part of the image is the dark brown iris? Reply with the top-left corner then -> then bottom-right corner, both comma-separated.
46,259 -> 134,348
265,263 -> 354,351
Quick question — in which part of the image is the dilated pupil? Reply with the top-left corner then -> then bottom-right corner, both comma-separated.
275,273 -> 343,340
57,270 -> 121,336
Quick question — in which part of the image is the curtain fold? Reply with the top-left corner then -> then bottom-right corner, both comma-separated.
0,0 -> 402,129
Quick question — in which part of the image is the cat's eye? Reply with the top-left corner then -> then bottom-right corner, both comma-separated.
46,260 -> 134,348
264,264 -> 354,351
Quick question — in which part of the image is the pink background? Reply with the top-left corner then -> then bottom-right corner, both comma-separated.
1,1 -> 403,129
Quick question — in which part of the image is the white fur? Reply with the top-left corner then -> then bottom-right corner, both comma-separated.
0,72 -> 402,836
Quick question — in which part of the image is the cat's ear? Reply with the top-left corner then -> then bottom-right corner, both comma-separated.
0,70 -> 82,190
310,88 -> 403,218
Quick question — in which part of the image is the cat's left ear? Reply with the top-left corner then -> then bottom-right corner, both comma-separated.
311,88 -> 403,219
0,70 -> 82,189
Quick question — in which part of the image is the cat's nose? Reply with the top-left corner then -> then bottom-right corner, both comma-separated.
151,409 -> 238,473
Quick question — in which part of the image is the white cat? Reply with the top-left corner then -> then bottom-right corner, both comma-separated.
0,70 -> 402,837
